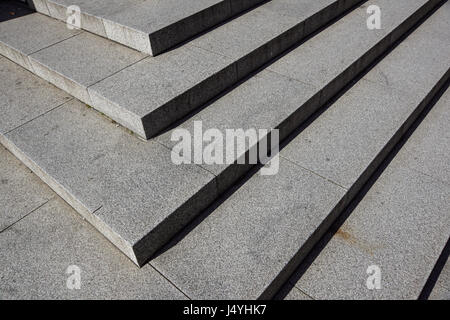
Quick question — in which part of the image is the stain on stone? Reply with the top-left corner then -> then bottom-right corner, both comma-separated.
1,179 -> 8,185
336,227 -> 381,256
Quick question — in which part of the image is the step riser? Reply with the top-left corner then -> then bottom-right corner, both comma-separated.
33,0 -> 266,55
262,70 -> 450,299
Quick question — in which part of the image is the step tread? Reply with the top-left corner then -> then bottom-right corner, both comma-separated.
39,0 -> 265,55
148,3 -> 449,299
292,86 -> 450,300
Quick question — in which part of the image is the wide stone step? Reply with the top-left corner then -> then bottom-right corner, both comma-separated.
0,0 -> 442,268
0,0 -> 362,139
149,2 -> 449,299
30,0 -> 266,56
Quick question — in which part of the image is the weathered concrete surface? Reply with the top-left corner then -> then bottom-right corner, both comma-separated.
0,145 -> 53,233
0,13 -> 80,71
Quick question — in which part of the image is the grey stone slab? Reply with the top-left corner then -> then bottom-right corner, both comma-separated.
268,0 -> 435,105
341,165 -> 449,277
392,90 -> 450,186
0,197 -> 187,300
0,57 -> 72,134
435,256 -> 450,291
281,79 -> 422,189
1,99 -> 217,266
28,0 -> 50,15
155,69 -> 319,193
0,145 -> 53,233
104,0 -> 229,55
152,158 -> 346,299
190,0 -> 356,79
429,284 -> 450,300
44,0 -> 141,38
364,3 -> 450,99
89,44 -> 236,138
41,0 -> 267,55
295,238 -> 425,299
283,286 -> 313,300
29,31 -> 146,105
189,4 -> 300,61
0,13 -> 80,71
294,167 -> 450,300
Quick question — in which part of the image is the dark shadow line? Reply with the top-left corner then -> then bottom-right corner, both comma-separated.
419,236 -> 450,300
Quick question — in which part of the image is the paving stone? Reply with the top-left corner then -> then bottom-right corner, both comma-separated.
29,31 -> 146,105
364,2 -> 450,98
283,286 -> 313,300
391,91 -> 450,187
268,0 -> 436,105
29,0 -> 51,15
40,0 -> 266,55
435,256 -> 450,291
294,166 -> 450,299
280,79 -> 422,189
0,13 -> 80,71
1,99 -> 217,266
294,238 -> 425,299
428,284 -> 450,300
103,0 -> 229,55
0,197 -> 187,300
88,44 -> 235,138
152,158 -> 346,299
0,57 -> 72,134
44,0 -> 139,38
0,146 -> 53,233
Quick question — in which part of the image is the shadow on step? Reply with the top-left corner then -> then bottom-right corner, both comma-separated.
419,236 -> 450,300
0,0 -> 33,23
